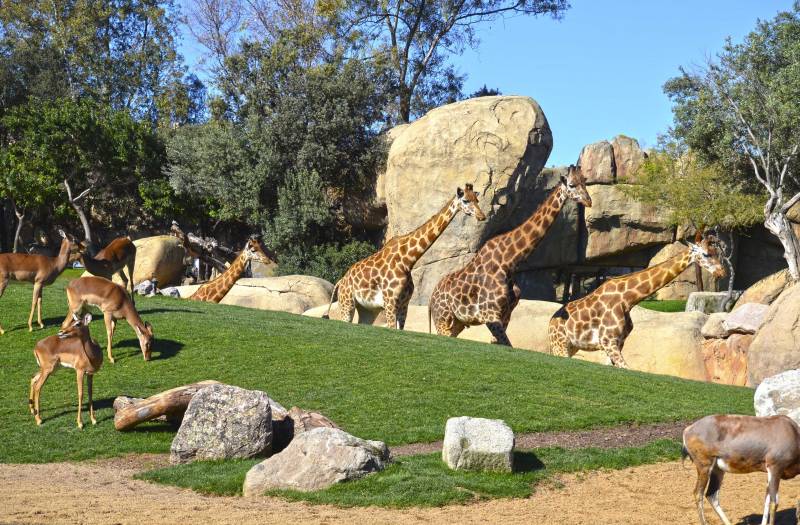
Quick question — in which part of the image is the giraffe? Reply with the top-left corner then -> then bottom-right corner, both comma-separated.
429,165 -> 592,346
324,184 -> 486,329
548,232 -> 726,368
189,239 -> 272,303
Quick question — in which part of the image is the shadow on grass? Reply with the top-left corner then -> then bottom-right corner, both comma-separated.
741,508 -> 797,525
513,451 -> 545,473
113,337 -> 184,361
138,307 -> 202,315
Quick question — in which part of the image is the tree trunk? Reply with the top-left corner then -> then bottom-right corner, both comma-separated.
0,200 -> 8,253
12,203 -> 24,253
63,179 -> 95,253
113,380 -> 220,431
765,211 -> 800,281
694,263 -> 704,292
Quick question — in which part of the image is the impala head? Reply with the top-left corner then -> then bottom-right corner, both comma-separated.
456,184 -> 486,221
243,238 -> 274,265
688,231 -> 726,279
560,165 -> 592,207
134,322 -> 154,361
58,313 -> 92,339
58,230 -> 82,262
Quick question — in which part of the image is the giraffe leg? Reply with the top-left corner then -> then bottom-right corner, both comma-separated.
487,321 -> 511,346
384,299 -> 398,329
435,311 -> 465,338
501,282 -> 521,330
600,339 -> 628,369
395,280 -> 414,330
337,284 -> 356,323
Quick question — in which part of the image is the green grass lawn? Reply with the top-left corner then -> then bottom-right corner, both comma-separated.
137,440 -> 681,507
0,272 -> 750,463
639,300 -> 687,312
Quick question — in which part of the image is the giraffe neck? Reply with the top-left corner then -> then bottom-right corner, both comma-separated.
497,184 -> 568,273
204,251 -> 249,301
402,197 -> 460,263
619,250 -> 694,308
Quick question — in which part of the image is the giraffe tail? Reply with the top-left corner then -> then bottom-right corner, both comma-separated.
322,281 -> 340,320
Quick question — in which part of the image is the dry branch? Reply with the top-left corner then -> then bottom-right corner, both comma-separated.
113,380 -> 221,431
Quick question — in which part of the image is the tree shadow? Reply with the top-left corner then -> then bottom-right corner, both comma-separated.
137,308 -> 201,315
513,451 -> 545,473
740,508 -> 797,524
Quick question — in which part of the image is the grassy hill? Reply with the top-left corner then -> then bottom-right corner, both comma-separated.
0,270 -> 752,463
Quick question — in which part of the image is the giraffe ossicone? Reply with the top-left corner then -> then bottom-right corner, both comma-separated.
548,233 -> 726,368
428,165 -> 591,346
324,183 -> 486,329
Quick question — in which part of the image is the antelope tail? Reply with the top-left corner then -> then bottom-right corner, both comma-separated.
323,281 -> 340,320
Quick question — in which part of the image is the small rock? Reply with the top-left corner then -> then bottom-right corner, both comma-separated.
170,384 -> 273,464
701,312 -> 728,339
686,292 -> 741,314
442,416 -> 514,472
242,427 -> 389,495
160,286 -> 180,297
135,279 -> 158,296
722,303 -> 769,335
754,369 -> 800,424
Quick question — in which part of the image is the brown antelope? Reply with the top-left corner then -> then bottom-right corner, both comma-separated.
682,414 -> 800,525
0,230 -> 81,334
79,237 -> 137,299
62,276 -> 154,363
30,313 -> 103,428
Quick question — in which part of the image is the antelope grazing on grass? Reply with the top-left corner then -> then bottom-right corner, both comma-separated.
682,414 -> 800,525
0,230 -> 81,334
30,313 -> 103,428
62,276 -> 153,363
80,237 -> 137,300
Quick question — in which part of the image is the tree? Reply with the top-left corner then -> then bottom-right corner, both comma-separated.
664,3 -> 800,280
623,139 -> 764,302
469,84 -> 502,98
341,0 -> 569,122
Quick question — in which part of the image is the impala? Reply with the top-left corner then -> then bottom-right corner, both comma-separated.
80,236 -> 137,300
30,313 -> 103,428
62,276 -> 154,363
0,230 -> 81,334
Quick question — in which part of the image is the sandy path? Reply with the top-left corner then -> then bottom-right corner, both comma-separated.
2,457 -> 799,525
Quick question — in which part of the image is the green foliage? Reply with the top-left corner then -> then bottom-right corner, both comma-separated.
622,141 -> 764,231
0,273 -> 752,463
638,300 -> 687,313
137,441 -> 681,506
276,240 -> 377,283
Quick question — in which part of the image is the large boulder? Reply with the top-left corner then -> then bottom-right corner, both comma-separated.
721,303 -> 769,335
748,283 -> 800,385
170,384 -> 272,464
577,140 -> 615,184
583,185 -> 673,265
177,276 -> 333,314
647,243 -> 718,300
272,406 -> 340,453
686,292 -> 739,314
384,96 -> 553,304
734,268 -> 792,309
575,307 -> 708,381
754,369 -> 800,423
701,334 -> 752,386
442,416 -> 514,472
242,428 -> 389,495
85,235 -> 186,287
701,313 -> 728,339
611,135 -> 648,183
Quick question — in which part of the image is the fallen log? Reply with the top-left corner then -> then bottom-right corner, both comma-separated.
113,380 -> 221,431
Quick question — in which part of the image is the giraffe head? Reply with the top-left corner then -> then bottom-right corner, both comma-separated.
560,165 -> 592,207
688,232 -> 727,279
456,184 -> 486,221
243,238 -> 274,265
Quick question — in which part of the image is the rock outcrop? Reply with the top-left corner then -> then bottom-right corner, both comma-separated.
747,283 -> 800,385
754,369 -> 800,423
701,334 -> 751,386
242,428 -> 389,495
734,268 -> 792,308
383,96 -> 553,304
577,141 -> 615,184
686,292 -> 736,314
170,384 -> 273,464
442,417 -> 514,472
721,303 -> 769,335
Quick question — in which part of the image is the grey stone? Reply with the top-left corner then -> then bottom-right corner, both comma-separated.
686,291 -> 741,314
754,369 -> 800,424
160,286 -> 180,297
748,283 -> 800,385
242,427 -> 389,495
722,303 -> 769,335
272,406 -> 339,453
442,416 -> 514,472
170,384 -> 273,464
701,312 -> 728,339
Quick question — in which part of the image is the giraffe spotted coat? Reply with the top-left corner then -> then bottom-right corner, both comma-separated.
189,239 -> 273,303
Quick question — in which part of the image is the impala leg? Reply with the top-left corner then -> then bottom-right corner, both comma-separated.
104,312 -> 115,363
29,371 -> 41,415
33,366 -> 54,426
36,291 -> 43,329
764,468 -> 780,525
76,369 -> 85,429
706,466 -> 732,525
87,374 -> 96,425
0,274 -> 7,334
28,282 -> 42,331
694,462 -> 712,525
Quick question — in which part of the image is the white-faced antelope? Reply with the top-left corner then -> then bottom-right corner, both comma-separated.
0,230 -> 81,334
30,313 -> 103,428
62,276 -> 153,363
682,414 -> 800,525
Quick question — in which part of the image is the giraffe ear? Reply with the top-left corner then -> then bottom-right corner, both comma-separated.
457,187 -> 464,198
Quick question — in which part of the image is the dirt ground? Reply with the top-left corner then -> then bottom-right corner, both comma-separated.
2,455 -> 799,525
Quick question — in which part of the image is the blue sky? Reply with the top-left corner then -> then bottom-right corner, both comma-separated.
179,0 -> 796,166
